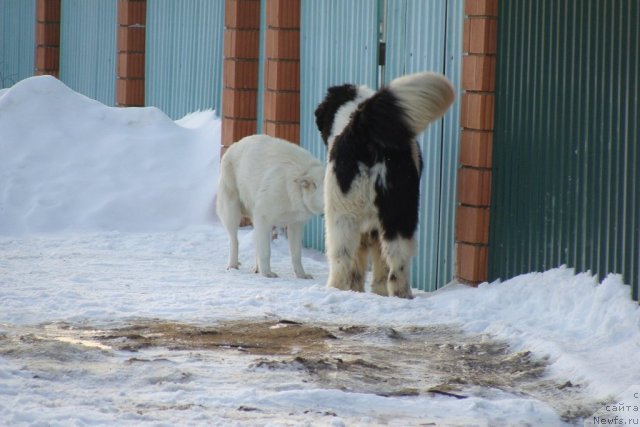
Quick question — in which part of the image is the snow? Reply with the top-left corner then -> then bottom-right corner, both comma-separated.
1,76 -> 639,426
0,75 -> 219,235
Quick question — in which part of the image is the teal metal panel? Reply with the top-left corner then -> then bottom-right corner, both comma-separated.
145,0 -> 225,119
491,0 -> 640,301
300,0 -> 380,253
59,0 -> 117,105
0,0 -> 35,88
383,0 -> 462,291
439,0 -> 463,289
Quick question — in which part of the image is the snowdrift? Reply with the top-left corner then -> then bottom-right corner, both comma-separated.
0,76 -> 221,235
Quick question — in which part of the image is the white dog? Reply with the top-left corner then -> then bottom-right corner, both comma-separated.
216,134 -> 324,278
314,72 -> 454,298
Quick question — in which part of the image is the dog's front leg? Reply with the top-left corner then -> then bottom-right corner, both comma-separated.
287,222 -> 312,279
253,219 -> 277,278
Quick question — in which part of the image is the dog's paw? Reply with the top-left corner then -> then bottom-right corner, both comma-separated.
371,282 -> 389,297
390,287 -> 414,299
262,271 -> 278,278
227,263 -> 240,270
296,273 -> 314,280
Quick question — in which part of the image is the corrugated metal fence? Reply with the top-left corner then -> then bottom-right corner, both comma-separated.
59,0 -> 117,106
0,0 -> 35,88
2,0 -> 225,116
145,0 -> 225,119
491,0 -> 640,300
300,0 -> 462,291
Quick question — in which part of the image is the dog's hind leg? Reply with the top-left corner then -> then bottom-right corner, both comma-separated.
253,217 -> 278,278
351,234 -> 370,292
381,237 -> 415,299
227,227 -> 240,270
326,216 -> 364,292
369,231 -> 390,296
287,222 -> 312,279
217,196 -> 241,270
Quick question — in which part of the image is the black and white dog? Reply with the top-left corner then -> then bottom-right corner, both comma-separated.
314,72 -> 454,298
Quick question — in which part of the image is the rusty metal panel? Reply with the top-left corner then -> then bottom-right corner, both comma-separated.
491,0 -> 640,301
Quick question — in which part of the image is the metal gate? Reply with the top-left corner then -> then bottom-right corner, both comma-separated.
490,0 -> 640,301
300,0 -> 462,291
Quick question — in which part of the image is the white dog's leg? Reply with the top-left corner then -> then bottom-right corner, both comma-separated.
227,229 -> 240,270
217,195 -> 241,270
287,222 -> 312,279
326,216 -> 364,292
253,218 -> 277,278
370,233 -> 389,296
382,237 -> 415,299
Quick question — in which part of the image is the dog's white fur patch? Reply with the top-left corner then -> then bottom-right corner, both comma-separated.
216,134 -> 324,278
328,85 -> 375,150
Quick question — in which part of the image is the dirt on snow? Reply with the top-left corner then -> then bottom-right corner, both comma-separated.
0,318 -> 599,421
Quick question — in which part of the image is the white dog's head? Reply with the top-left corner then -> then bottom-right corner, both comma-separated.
296,163 -> 325,216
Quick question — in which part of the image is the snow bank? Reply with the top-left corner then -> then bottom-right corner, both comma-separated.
427,268 -> 640,397
0,76 -> 220,235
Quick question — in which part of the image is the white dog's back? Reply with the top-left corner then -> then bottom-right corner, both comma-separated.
220,135 -> 321,219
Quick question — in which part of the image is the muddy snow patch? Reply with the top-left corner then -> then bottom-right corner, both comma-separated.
0,319 -> 599,422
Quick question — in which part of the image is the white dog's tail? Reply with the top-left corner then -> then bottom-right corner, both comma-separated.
387,72 -> 455,136
216,149 -> 239,217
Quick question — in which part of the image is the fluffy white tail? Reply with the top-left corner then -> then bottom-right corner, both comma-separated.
388,72 -> 455,135
215,150 -> 239,217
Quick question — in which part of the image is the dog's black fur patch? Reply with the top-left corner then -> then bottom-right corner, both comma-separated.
314,84 -> 358,146
319,86 -> 423,240
373,147 -> 422,240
